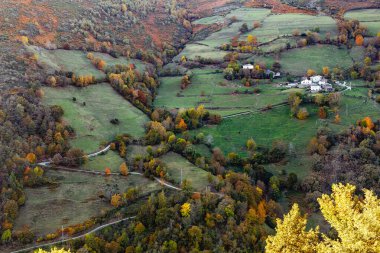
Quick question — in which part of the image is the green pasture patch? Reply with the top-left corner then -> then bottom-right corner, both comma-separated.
92,52 -> 146,72
14,170 -> 161,236
344,9 -> 380,36
260,38 -> 297,53
193,15 -> 225,25
81,151 -> 124,173
242,14 -> 338,43
30,47 -> 106,81
192,144 -> 212,158
43,84 -> 149,153
161,152 -> 211,190
175,44 -> 228,62
225,8 -> 271,22
280,45 -> 353,76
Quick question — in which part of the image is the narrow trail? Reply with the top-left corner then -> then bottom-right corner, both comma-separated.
14,132 -> 224,253
9,217 -> 136,253
37,145 -> 111,167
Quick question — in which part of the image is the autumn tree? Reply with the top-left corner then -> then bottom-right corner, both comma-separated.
355,34 -> 364,46
266,183 -> 380,253
20,36 -> 29,45
181,202 -> 191,217
322,66 -> 329,77
247,34 -> 257,45
307,69 -> 316,77
176,118 -> 187,132
318,107 -> 328,119
105,168 -> 111,176
119,162 -> 129,176
35,247 -> 71,253
111,194 -> 121,207
266,203 -> 319,253
134,222 -> 145,234
297,108 -> 309,120
246,138 -> 257,152
26,153 -> 37,164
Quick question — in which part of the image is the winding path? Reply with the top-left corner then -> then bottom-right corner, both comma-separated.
12,145 -> 221,252
10,216 -> 136,253
37,145 -> 111,167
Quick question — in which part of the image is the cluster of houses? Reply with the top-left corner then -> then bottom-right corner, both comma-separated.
286,75 -> 334,93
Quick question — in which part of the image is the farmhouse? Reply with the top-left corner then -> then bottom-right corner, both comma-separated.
301,79 -> 312,85
311,85 -> 322,92
243,64 -> 254,70
311,75 -> 322,83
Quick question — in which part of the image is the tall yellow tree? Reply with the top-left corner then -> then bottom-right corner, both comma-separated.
266,183 -> 380,253
181,202 -> 191,217
317,184 -> 380,253
266,203 -> 319,253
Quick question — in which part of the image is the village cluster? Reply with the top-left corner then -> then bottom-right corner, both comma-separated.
283,75 -> 351,93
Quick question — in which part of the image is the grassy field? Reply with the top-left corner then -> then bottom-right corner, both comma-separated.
344,9 -> 380,36
29,47 -> 106,81
175,44 -> 228,62
193,92 -> 380,178
14,170 -> 161,236
193,15 -> 225,25
154,68 -> 290,115
43,84 -> 149,153
225,8 -> 271,22
81,151 -> 124,173
279,45 -> 353,76
161,152 -> 211,190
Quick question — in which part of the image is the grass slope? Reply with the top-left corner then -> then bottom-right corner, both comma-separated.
43,84 -> 149,153
280,45 -> 353,76
14,170 -> 161,236
161,152 -> 211,190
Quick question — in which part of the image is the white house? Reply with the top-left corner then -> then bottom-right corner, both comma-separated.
301,79 -> 312,86
311,75 -> 322,83
311,85 -> 322,92
243,64 -> 254,70
287,83 -> 298,88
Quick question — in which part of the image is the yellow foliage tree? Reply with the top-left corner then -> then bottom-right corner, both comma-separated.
266,203 -> 319,253
307,69 -> 316,77
34,247 -> 71,253
322,66 -> 329,77
181,202 -> 191,217
134,222 -> 145,234
316,183 -> 380,253
20,36 -> 29,45
111,194 -> 121,207
266,183 -> 380,253
247,35 -> 257,45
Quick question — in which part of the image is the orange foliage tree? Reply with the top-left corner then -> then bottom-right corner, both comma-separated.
105,168 -> 111,176
119,162 -> 128,176
176,118 -> 188,132
26,153 -> 37,163
355,34 -> 364,46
